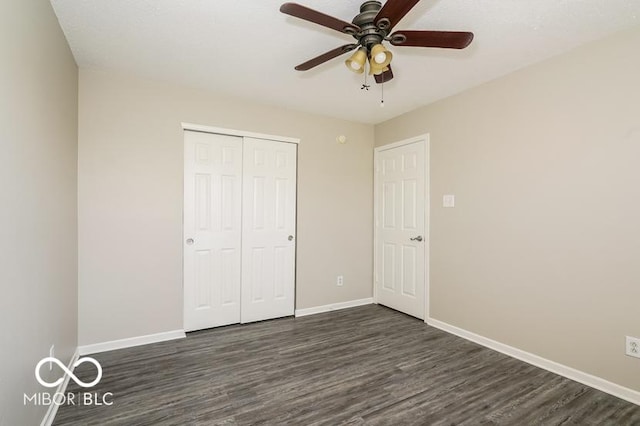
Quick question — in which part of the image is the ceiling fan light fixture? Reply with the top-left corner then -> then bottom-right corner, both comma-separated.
370,44 -> 392,67
345,48 -> 367,74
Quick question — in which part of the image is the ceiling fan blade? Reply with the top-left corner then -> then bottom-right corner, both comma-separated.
390,30 -> 474,49
374,0 -> 422,31
280,3 -> 360,35
294,44 -> 358,71
374,66 -> 394,84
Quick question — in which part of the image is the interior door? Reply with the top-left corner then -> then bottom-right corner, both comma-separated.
184,131 -> 243,331
241,137 -> 297,323
375,139 -> 426,319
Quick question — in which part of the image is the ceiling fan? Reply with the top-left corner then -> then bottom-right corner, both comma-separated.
280,0 -> 474,84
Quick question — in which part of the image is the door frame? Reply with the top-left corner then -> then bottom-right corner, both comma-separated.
373,134 -> 430,321
181,122 -> 300,331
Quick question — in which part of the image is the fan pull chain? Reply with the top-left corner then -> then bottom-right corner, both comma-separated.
380,74 -> 385,107
361,63 -> 370,91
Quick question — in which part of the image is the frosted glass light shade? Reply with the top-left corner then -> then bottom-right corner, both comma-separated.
345,48 -> 367,74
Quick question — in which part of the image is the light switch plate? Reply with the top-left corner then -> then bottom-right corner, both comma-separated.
443,194 -> 455,208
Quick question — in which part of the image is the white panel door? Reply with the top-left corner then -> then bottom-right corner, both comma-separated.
241,137 -> 297,323
184,131 -> 243,331
375,140 -> 426,319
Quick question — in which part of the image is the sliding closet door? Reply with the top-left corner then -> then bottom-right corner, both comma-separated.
184,131 -> 243,331
241,138 -> 297,323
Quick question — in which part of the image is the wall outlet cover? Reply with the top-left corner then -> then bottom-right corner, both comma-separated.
626,336 -> 640,358
443,194 -> 455,208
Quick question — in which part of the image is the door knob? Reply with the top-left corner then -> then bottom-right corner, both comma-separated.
186,238 -> 194,245
410,236 -> 423,242
288,235 -> 294,241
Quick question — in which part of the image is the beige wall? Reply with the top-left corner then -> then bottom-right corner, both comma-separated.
0,1 -> 78,424
78,69 -> 374,345
375,26 -> 640,392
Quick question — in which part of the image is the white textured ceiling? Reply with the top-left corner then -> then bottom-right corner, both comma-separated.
51,0 -> 640,124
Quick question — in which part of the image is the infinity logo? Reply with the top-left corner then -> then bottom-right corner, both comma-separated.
35,357 -> 103,388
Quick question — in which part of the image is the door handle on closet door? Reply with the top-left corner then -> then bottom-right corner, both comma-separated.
186,238 -> 194,245
288,235 -> 294,241
410,236 -> 423,242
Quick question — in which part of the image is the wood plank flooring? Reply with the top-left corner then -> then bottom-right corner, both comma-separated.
54,305 -> 640,425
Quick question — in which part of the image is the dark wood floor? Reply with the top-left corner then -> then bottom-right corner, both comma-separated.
54,305 -> 640,425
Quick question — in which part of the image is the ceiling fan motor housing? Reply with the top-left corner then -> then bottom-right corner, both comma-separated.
351,1 -> 388,50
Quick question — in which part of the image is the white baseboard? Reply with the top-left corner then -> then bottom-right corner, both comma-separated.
41,348 -> 79,426
427,317 -> 640,407
78,330 -> 186,355
295,298 -> 373,317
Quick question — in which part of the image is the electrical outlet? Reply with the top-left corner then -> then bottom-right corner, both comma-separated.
626,336 -> 640,359
443,194 -> 455,208
49,345 -> 55,370
336,275 -> 344,286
